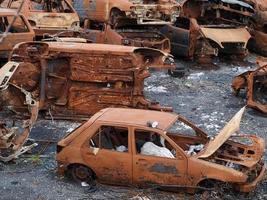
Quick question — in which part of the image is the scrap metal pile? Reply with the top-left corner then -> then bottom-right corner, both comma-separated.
0,0 -> 266,194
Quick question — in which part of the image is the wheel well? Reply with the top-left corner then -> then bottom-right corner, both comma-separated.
110,7 -> 123,15
109,7 -> 126,18
67,163 -> 97,179
197,178 -> 226,189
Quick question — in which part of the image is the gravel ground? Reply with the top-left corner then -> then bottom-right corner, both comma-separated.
0,55 -> 266,200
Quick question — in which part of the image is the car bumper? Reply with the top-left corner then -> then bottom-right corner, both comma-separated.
57,161 -> 68,175
235,163 -> 266,192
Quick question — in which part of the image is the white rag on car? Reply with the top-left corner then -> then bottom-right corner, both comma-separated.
141,142 -> 175,158
186,144 -> 204,155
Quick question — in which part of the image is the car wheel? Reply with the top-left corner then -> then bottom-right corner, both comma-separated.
70,164 -> 94,183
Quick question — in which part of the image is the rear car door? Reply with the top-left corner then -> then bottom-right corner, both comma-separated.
82,124 -> 133,185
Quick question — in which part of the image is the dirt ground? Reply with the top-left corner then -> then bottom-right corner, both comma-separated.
0,54 -> 266,200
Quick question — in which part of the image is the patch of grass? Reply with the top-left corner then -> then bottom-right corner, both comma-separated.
28,154 -> 42,164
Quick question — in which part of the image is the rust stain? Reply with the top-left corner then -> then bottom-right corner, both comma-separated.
149,163 -> 178,174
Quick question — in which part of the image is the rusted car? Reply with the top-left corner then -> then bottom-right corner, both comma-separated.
181,0 -> 254,25
158,0 -> 254,63
79,23 -> 170,53
0,41 -> 174,119
232,61 -> 267,114
2,0 -> 80,38
71,0 -> 180,26
248,29 -> 267,57
0,61 -> 38,162
56,107 -> 265,193
159,17 -> 251,63
246,0 -> 267,56
0,8 -> 34,64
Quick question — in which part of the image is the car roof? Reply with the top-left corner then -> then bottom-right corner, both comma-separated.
96,108 -> 178,131
45,42 -> 163,54
0,8 -> 19,16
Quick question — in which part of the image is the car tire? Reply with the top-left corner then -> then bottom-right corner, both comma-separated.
70,164 -> 94,183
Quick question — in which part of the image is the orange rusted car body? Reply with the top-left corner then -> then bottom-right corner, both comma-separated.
159,17 -> 251,62
158,0 -> 253,63
80,24 -> 170,53
0,41 -> 174,119
0,8 -> 34,61
248,29 -> 267,57
246,0 -> 267,56
232,62 -> 267,114
0,61 -> 38,162
2,0 -> 80,37
72,0 -> 180,25
56,107 -> 265,193
181,0 -> 254,24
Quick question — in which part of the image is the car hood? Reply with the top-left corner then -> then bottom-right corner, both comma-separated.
200,27 -> 251,48
198,107 -> 246,159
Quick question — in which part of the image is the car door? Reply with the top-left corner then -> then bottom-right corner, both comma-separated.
81,124 -> 133,185
132,127 -> 188,187
159,17 -> 191,57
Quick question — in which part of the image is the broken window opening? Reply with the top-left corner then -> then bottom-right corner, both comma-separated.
90,125 -> 128,153
31,0 -> 74,13
0,16 -> 29,33
167,120 -> 197,136
134,129 -> 176,158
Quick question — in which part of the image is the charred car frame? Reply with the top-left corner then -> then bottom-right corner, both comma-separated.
232,61 -> 267,114
72,0 -> 180,26
56,107 -> 265,193
0,41 -> 174,120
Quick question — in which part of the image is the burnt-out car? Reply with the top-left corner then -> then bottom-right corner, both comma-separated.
0,61 -> 38,162
158,0 -> 254,63
248,29 -> 267,57
160,17 -> 251,63
2,0 -> 80,38
0,8 -> 34,64
232,61 -> 267,114
246,0 -> 267,56
56,107 -> 265,193
79,23 -> 170,53
0,41 -> 174,119
181,0 -> 254,25
71,0 -> 180,26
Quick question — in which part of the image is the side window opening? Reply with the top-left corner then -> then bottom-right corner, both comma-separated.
135,129 -> 176,158
167,120 -> 197,136
0,16 -> 29,33
90,126 -> 128,153
31,0 -> 74,13
167,120 -> 205,156
90,130 -> 100,148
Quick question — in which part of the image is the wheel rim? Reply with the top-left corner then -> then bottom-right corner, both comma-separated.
72,165 -> 91,182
